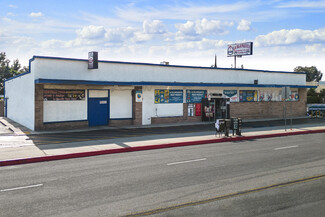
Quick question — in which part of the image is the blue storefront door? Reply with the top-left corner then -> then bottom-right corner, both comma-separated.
88,97 -> 109,126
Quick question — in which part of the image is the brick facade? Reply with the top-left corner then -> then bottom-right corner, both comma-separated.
132,87 -> 142,125
109,119 -> 133,126
0,100 -> 4,117
43,121 -> 88,130
151,103 -> 201,124
32,86 -> 307,130
35,84 -> 44,130
230,88 -> 307,119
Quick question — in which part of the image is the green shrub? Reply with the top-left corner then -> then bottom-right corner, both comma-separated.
307,96 -> 321,104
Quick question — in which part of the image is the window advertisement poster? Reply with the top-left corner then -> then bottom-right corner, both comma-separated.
223,90 -> 238,102
43,89 -> 85,101
195,103 -> 202,116
186,90 -> 207,103
239,90 -> 257,102
135,90 -> 143,102
288,91 -> 299,101
259,91 -> 273,102
154,89 -> 183,103
258,90 -> 282,102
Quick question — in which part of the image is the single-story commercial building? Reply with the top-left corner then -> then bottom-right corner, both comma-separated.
4,55 -> 315,131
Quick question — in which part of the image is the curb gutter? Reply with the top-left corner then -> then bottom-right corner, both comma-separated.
1,129 -> 325,167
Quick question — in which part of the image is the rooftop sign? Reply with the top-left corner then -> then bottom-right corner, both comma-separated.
227,42 -> 253,57
88,51 -> 98,69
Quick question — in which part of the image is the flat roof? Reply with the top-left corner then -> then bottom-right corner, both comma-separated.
32,55 -> 306,75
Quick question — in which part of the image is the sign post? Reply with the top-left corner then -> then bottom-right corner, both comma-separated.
227,42 -> 253,68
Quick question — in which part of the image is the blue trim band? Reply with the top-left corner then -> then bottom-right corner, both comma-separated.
30,55 -> 306,75
35,78 -> 316,89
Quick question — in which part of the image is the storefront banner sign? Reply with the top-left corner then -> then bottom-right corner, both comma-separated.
186,90 -> 207,103
44,89 -> 85,101
239,90 -> 257,102
223,90 -> 238,102
155,89 -> 183,103
169,90 -> 183,103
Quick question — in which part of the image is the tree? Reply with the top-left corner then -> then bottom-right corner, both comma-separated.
294,66 -> 323,82
0,52 -> 27,95
307,88 -> 317,96
320,89 -> 325,103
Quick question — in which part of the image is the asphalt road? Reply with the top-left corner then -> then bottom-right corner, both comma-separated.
0,133 -> 324,217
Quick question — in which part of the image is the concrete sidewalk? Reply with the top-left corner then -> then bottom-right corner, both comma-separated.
1,117 -> 325,166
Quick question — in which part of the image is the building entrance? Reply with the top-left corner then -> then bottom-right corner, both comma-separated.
201,95 -> 230,122
88,90 -> 110,127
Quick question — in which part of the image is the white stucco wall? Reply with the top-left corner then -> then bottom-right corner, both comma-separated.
43,101 -> 87,122
110,89 -> 132,119
5,73 -> 35,130
142,87 -> 186,125
32,57 -> 306,87
88,90 -> 108,98
155,104 -> 183,117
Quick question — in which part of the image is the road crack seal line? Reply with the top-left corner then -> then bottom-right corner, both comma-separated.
123,174 -> 325,217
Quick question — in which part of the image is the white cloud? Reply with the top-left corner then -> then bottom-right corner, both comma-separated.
175,18 -> 233,40
77,25 -> 106,39
132,32 -> 153,43
277,1 -> 325,8
116,2 -> 250,22
29,12 -> 44,17
237,19 -> 251,31
174,38 -> 228,51
41,39 -> 68,49
143,20 -> 165,34
8,4 -> 17,8
79,12 -> 129,28
2,17 -> 12,22
255,28 -> 325,47
129,20 -> 166,43
105,27 -> 135,42
305,43 -> 325,53
0,30 -> 7,37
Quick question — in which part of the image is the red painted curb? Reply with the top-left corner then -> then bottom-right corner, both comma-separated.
1,129 -> 325,167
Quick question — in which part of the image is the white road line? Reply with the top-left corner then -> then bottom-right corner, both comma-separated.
0,184 -> 43,192
274,145 -> 299,150
167,158 -> 207,166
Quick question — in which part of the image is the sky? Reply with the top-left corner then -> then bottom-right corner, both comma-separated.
1,0 -> 325,79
